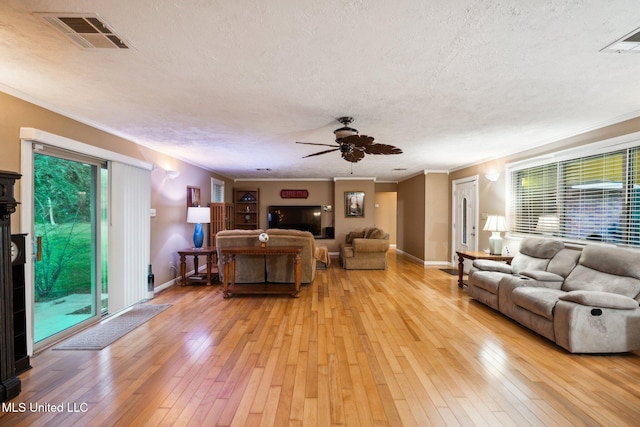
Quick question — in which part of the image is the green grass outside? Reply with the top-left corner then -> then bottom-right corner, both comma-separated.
34,222 -> 108,302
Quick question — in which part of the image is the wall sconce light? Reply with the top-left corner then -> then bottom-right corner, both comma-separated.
485,172 -> 500,182
166,170 -> 180,179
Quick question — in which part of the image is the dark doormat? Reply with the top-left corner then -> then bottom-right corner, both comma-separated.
440,268 -> 459,275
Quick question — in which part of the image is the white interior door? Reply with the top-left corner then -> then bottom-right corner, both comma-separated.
452,177 -> 478,271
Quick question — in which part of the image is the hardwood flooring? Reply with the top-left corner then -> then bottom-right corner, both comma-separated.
2,251 -> 640,426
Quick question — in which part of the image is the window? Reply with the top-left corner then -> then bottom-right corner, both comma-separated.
508,143 -> 640,247
211,178 -> 225,203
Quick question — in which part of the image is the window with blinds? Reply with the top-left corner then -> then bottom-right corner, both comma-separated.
508,146 -> 640,247
211,178 -> 225,203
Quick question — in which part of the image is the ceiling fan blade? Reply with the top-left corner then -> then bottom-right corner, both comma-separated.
342,147 -> 365,163
302,148 -> 340,158
296,141 -> 337,147
364,143 -> 403,155
339,134 -> 374,147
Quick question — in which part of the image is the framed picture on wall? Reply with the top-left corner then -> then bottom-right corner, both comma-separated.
345,191 -> 364,217
187,186 -> 201,207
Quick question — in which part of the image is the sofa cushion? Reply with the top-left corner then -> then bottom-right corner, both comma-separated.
266,228 -> 312,237
546,248 -> 581,278
559,290 -> 640,310
512,287 -> 565,320
216,229 -> 264,238
510,254 -> 552,275
472,259 -> 512,274
518,237 -> 565,259
563,264 -> 640,298
352,238 -> 389,253
577,245 -> 640,280
509,238 -> 564,274
469,271 -> 505,294
563,245 -> 640,299
520,270 -> 564,282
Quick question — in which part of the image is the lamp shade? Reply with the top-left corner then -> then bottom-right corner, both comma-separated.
187,207 -> 210,224
483,215 -> 508,232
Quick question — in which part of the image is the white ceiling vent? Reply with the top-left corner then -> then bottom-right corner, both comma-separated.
601,27 -> 640,53
36,13 -> 129,49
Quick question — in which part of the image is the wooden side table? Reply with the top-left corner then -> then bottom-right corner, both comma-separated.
220,246 -> 302,298
456,250 -> 513,288
178,246 -> 218,286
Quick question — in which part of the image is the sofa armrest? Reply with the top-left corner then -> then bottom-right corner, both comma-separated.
520,270 -> 564,282
559,290 -> 640,310
352,238 -> 389,253
472,259 -> 513,274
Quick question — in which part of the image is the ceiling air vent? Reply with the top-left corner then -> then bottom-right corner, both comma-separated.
601,27 -> 640,53
36,13 -> 129,49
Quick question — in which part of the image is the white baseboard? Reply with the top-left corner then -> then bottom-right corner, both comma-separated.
395,249 -> 453,267
154,278 -> 178,294
152,264 -> 201,294
395,249 -> 422,264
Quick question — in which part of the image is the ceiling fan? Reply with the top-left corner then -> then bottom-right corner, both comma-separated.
296,117 -> 402,163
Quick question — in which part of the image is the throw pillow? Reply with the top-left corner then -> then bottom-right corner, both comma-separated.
346,230 -> 365,244
368,228 -> 386,239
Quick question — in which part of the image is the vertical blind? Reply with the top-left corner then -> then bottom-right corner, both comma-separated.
108,162 -> 151,312
508,146 -> 640,247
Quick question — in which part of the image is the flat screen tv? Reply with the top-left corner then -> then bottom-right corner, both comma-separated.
268,205 -> 322,237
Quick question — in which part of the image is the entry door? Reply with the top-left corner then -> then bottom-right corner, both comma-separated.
32,149 -> 107,349
452,178 -> 478,271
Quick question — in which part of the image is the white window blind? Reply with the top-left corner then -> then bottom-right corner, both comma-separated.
508,146 -> 640,247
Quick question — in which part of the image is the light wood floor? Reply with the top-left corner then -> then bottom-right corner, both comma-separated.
2,251 -> 640,426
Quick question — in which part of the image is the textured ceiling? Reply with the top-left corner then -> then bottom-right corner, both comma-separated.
1,1 -> 640,181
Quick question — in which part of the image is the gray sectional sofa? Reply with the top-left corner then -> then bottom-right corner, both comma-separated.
467,237 -> 640,353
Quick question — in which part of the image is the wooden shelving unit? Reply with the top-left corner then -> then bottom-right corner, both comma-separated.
234,188 -> 259,230
210,202 -> 234,243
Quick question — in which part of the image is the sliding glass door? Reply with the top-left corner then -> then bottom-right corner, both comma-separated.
33,149 -> 108,347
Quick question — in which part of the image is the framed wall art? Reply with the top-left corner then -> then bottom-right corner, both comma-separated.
345,191 -> 364,217
187,186 -> 201,207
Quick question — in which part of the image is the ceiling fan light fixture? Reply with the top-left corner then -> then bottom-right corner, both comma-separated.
334,126 -> 358,140
333,116 -> 358,140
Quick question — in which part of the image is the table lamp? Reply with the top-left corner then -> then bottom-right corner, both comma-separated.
484,215 -> 508,255
187,206 -> 210,248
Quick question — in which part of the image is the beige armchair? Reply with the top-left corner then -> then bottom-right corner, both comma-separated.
340,227 -> 390,270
